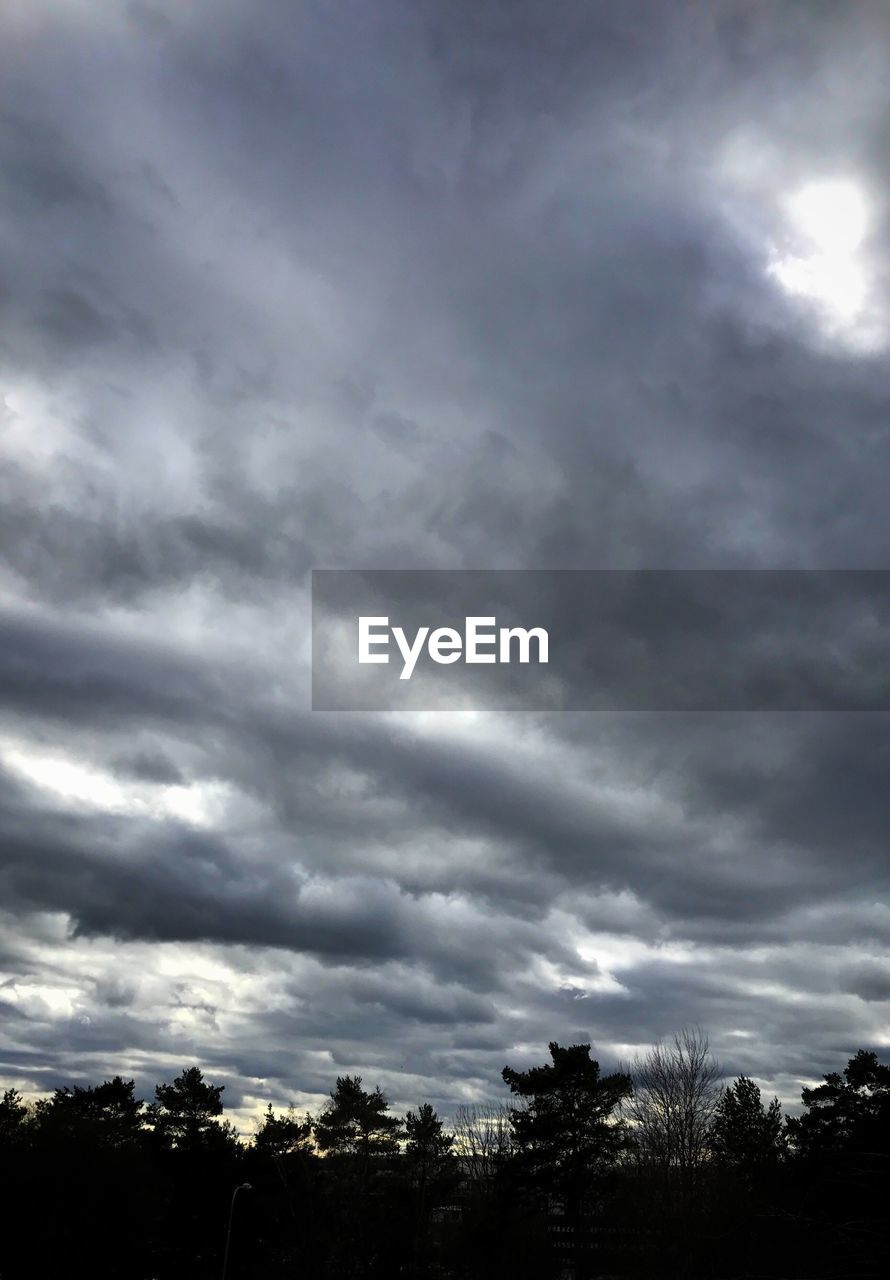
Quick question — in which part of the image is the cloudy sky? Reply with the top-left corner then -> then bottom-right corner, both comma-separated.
2,0 -> 890,1129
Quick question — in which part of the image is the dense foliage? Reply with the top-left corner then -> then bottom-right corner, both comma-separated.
1,1038 -> 889,1278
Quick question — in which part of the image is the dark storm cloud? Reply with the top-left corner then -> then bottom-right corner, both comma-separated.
2,0 -> 890,1117
2,605 -> 889,942
0,762 -> 413,964
312,569 -> 890,712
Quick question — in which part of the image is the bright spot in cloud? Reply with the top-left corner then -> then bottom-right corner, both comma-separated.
1,737 -> 220,826
786,181 -> 867,256
768,179 -> 881,348
769,252 -> 867,322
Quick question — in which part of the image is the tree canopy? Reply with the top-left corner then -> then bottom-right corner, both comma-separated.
787,1049 -> 890,1157
313,1074 -> 402,1161
149,1065 -> 238,1152
502,1041 -> 632,1217
711,1075 -> 785,1171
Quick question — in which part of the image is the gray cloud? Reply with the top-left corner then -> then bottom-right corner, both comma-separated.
1,0 -> 890,1124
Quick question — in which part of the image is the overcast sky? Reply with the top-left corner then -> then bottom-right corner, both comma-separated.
2,0 -> 890,1129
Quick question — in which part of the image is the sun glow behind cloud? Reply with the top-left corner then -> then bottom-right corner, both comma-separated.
767,179 -> 883,349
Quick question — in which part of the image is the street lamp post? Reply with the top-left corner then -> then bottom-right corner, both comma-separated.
221,1182 -> 252,1280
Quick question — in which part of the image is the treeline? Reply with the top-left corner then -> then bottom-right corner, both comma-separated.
1,1030 -> 890,1278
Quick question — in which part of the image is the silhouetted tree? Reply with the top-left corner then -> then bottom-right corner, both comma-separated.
34,1075 -> 145,1148
623,1029 -> 721,1277
254,1102 -> 313,1158
404,1104 -> 456,1276
7,1043 -> 890,1280
247,1105 -> 320,1277
314,1075 -> 402,1161
405,1102 -> 453,1185
503,1042 -> 632,1277
712,1074 -> 786,1172
0,1087 -> 29,1143
627,1027 -> 720,1177
314,1076 -> 403,1277
147,1066 -> 241,1279
503,1043 -> 631,1197
149,1064 -> 238,1152
451,1102 -> 514,1188
787,1048 -> 890,1157
778,1052 -> 890,1280
22,1077 -> 153,1278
